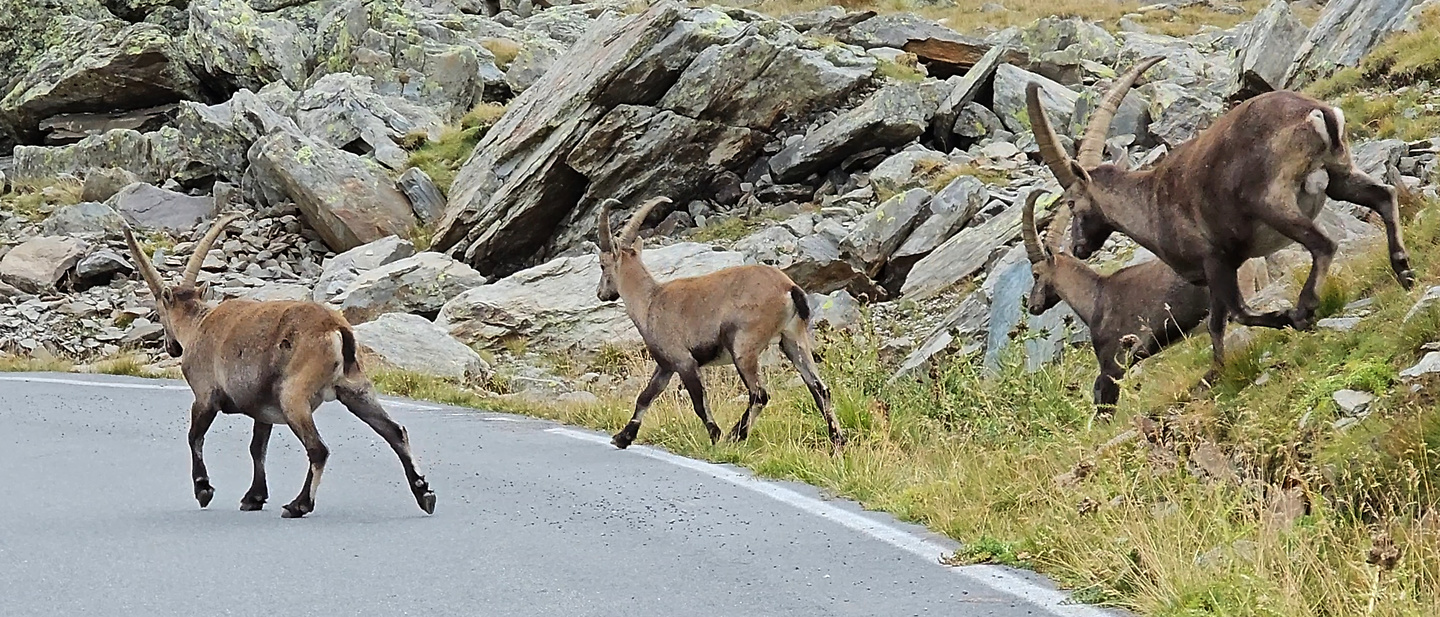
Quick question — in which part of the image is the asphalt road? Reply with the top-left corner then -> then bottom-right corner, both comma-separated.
0,372 -> 1124,617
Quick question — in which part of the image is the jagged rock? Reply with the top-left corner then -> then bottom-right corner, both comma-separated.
433,2 -> 692,274
895,175 -> 989,260
183,0 -> 312,92
868,149 -> 949,199
1229,0 -> 1306,96
1069,83 -> 1150,148
1332,389 -> 1375,416
438,242 -> 743,354
353,312 -> 490,379
314,236 -> 417,302
1352,139 -> 1408,178
9,128 -> 187,185
397,168 -> 447,226
248,131 -> 418,252
40,202 -> 127,236
991,64 -> 1078,135
808,289 -> 862,331
1317,316 -> 1363,331
1117,33 -> 1215,88
1400,351 -> 1440,380
80,167 -> 140,202
734,226 -> 876,296
659,34 -> 874,131
1285,0 -> 1417,88
104,0 -> 186,21
0,18 -> 202,143
0,0 -> 114,107
953,102 -> 1006,142
839,13 -> 976,49
554,105 -> 762,251
603,5 -> 748,105
38,105 -> 174,146
1399,0 -> 1440,32
1140,82 -> 1224,148
894,289 -> 989,379
933,44 -> 1003,149
106,183 -> 215,232
1404,286 -> 1440,322
770,80 -> 944,184
1017,15 -> 1120,67
172,89 -> 301,183
902,199 -> 1025,299
331,252 -> 487,324
75,248 -> 131,281
0,236 -> 89,293
242,282 -> 311,302
841,188 -> 931,275
292,73 -> 444,170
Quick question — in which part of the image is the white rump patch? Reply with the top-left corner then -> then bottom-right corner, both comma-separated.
1306,109 -> 1331,149
1333,106 -> 1345,135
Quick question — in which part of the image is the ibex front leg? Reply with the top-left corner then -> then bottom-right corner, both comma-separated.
187,398 -> 219,508
240,420 -> 272,511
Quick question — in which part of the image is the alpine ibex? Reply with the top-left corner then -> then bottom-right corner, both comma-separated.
1023,190 -> 1209,414
1027,56 -> 1414,379
596,197 -> 844,451
122,214 -> 436,518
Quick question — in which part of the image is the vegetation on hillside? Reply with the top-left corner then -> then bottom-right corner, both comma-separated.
404,102 -> 508,195
1308,6 -> 1440,142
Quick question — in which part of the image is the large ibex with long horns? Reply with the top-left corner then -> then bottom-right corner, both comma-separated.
122,215 -> 437,518
1027,56 -> 1414,379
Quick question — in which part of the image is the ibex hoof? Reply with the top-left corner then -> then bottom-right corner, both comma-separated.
239,497 -> 265,512
726,426 -> 749,442
1398,269 -> 1416,290
417,491 -> 437,515
706,426 -> 723,445
195,486 -> 215,509
280,503 -> 311,518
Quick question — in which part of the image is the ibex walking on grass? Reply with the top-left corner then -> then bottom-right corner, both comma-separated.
122,214 -> 437,518
596,197 -> 844,451
1022,190 -> 1209,414
1027,56 -> 1415,379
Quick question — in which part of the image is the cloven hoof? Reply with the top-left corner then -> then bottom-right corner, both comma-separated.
196,487 -> 215,508
418,491 -> 437,515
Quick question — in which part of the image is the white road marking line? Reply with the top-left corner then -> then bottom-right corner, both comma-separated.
0,375 -> 442,411
546,427 -> 1120,617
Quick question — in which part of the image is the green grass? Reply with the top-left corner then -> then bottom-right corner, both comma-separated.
1307,6 -> 1440,141
874,54 -> 926,83
0,178 -> 82,222
406,102 -> 507,196
689,215 -> 761,243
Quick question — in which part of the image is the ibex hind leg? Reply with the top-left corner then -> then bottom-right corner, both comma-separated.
278,384 -> 328,519
780,330 -> 843,452
1252,200 -> 1336,330
336,383 -> 436,515
240,420 -> 273,511
1328,169 -> 1414,289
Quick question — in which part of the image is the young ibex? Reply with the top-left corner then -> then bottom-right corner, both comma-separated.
1022,190 -> 1209,414
1028,56 -> 1415,379
596,197 -> 843,451
122,214 -> 436,518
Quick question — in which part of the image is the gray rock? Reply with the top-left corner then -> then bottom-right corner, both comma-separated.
248,131 -> 418,252
1404,285 -> 1440,322
992,63 -> 1079,136
1229,0 -> 1306,95
1116,33 -> 1215,88
81,167 -> 140,202
242,282 -> 312,302
314,235 -> 417,302
106,183 -> 215,232
1317,316 -> 1363,331
398,168 -> 447,226
1140,82 -> 1224,148
332,252 -> 487,324
353,312 -> 490,380
1399,0 -> 1440,32
0,0 -> 114,109
1332,389 -> 1375,416
0,18 -> 202,143
1351,139 -> 1408,178
1018,16 -> 1119,66
932,44 -> 1003,149
901,199 -> 1025,299
172,89 -> 301,183
183,0 -> 312,92
841,188 -> 931,275
839,13 -> 975,49
893,288 -> 989,379
659,34 -> 873,132
604,6 -> 748,106
734,226 -> 876,297
895,175 -> 989,259
40,202 -> 127,236
868,149 -> 948,198
1068,84 -> 1150,149
1285,0 -> 1417,88
953,102 -> 1006,141
770,81 -> 942,183
808,290 -> 861,331
438,242 -> 744,354
293,73 -> 444,170
9,128 -> 187,185
1401,351 -> 1440,380
0,236 -> 89,293
75,248 -> 131,280
735,226 -> 801,268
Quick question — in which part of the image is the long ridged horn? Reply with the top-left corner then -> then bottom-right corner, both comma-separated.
1076,55 -> 1164,169
1022,190 -> 1050,264
123,227 -> 167,301
182,213 -> 244,288
1046,201 -> 1072,256
619,196 -> 672,246
597,198 -> 619,253
1027,82 -> 1080,188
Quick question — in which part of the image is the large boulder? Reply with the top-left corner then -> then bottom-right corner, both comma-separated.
991,64 -> 1078,135
106,183 -> 216,232
0,0 -> 113,104
183,0 -> 312,93
8,128 -> 189,185
901,198 -> 1028,299
353,313 -> 491,380
172,89 -> 301,183
769,80 -> 945,184
734,226 -> 876,297
437,242 -> 743,353
840,188 -> 931,276
0,236 -> 89,293
1229,0 -> 1307,96
397,167 -> 447,226
894,175 -> 989,261
0,18 -> 202,144
40,202 -> 128,236
313,235 -> 417,302
1140,82 -> 1225,148
291,73 -> 444,170
248,131 -> 418,252
1285,0 -> 1418,88
331,252 -> 487,324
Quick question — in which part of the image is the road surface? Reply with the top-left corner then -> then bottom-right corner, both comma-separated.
0,372 -> 1123,617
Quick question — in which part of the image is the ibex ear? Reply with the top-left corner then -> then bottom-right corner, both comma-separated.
1069,160 -> 1092,185
160,288 -> 174,305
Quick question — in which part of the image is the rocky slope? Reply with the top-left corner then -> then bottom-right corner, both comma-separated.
2,0 -> 1437,394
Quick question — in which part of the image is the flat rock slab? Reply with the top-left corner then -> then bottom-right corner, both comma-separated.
106,183 -> 215,232
0,236 -> 90,293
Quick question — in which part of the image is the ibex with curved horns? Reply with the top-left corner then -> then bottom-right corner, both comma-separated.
123,215 -> 437,518
596,197 -> 844,451
1023,190 -> 1209,414
1028,56 -> 1414,379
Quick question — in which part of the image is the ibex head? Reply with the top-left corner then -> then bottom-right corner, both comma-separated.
1022,189 -> 1064,315
122,213 -> 245,357
1027,56 -> 1164,259
595,196 -> 671,302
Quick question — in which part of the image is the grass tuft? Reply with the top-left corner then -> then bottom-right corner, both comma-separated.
407,102 -> 507,196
